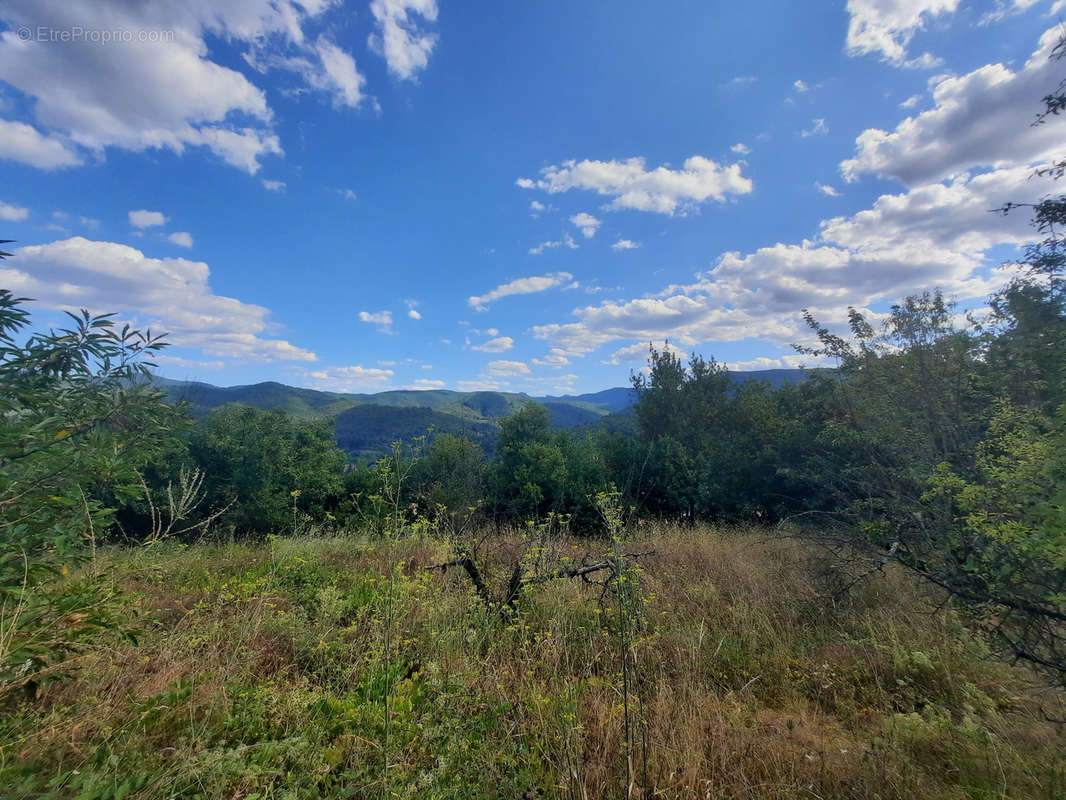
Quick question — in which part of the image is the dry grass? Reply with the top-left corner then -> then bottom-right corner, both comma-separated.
1,524 -> 1064,799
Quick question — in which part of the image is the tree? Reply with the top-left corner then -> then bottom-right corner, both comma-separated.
0,290 -> 183,694
187,405 -> 346,535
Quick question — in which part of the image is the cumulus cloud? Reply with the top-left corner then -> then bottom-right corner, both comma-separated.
517,155 -> 753,215
570,212 -> 601,238
307,365 -> 394,391
611,239 -> 640,250
129,209 -> 167,228
468,272 -> 574,311
3,236 -> 316,362
471,336 -> 515,353
842,26 -> 1066,186
0,119 -> 81,169
167,231 -> 193,248
531,158 -> 1047,361
845,0 -> 959,65
359,310 -> 394,332
486,359 -> 530,376
0,200 -> 28,221
368,0 -> 439,81
532,348 -> 571,367
0,0 -> 374,174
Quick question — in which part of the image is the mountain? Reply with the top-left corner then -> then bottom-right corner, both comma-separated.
154,368 -> 810,458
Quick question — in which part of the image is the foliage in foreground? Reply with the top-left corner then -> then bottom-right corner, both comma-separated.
1,527 -> 1063,800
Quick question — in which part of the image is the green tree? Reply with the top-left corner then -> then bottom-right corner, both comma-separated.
492,404 -> 568,523
0,290 -> 183,694
188,405 -> 346,535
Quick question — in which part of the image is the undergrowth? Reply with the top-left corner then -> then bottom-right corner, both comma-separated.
1,525 -> 1063,799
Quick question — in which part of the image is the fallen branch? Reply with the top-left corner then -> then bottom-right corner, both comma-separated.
425,549 -> 658,616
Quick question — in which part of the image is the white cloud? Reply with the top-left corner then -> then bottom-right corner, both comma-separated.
308,37 -> 368,108
842,26 -> 1066,186
0,0 -> 373,174
603,340 -> 685,365
801,118 -> 829,137
724,355 -> 815,371
368,0 -> 439,81
457,379 -> 506,391
845,0 -> 959,65
816,182 -> 840,196
794,79 -> 810,92
821,165 -> 1041,254
532,347 -> 571,367
611,239 -> 640,250
530,234 -> 578,255
730,142 -> 751,155
471,336 -> 515,353
570,212 -> 601,238
3,236 -> 316,362
359,310 -> 394,332
979,0 -> 1041,26
726,75 -> 758,88
0,118 -> 81,169
129,209 -> 167,228
517,155 -> 753,215
487,359 -> 530,376
262,179 -> 287,192
468,272 -> 574,311
0,200 -> 28,221
307,365 -> 394,391
167,231 -> 193,248
531,161 -> 1046,360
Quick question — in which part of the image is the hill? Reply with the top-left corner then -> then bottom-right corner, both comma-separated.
154,368 -> 809,457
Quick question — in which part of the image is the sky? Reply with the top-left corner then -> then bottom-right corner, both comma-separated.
0,0 -> 1064,396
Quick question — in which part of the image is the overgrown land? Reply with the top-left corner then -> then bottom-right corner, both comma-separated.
3,33 -> 1066,800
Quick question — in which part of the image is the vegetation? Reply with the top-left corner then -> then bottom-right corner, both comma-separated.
2,527 -> 1064,800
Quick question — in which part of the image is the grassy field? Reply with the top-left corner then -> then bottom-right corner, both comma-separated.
2,526 -> 1064,799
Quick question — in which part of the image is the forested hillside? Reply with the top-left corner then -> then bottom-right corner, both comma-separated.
155,371 -> 806,458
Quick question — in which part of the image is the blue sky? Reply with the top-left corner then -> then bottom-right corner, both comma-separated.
0,0 -> 1063,395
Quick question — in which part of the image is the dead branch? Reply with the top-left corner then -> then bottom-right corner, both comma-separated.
425,549 -> 658,617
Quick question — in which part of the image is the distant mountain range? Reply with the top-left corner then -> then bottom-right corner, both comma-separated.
154,368 -> 809,460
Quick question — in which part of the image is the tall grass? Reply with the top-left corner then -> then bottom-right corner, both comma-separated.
1,524 -> 1063,799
